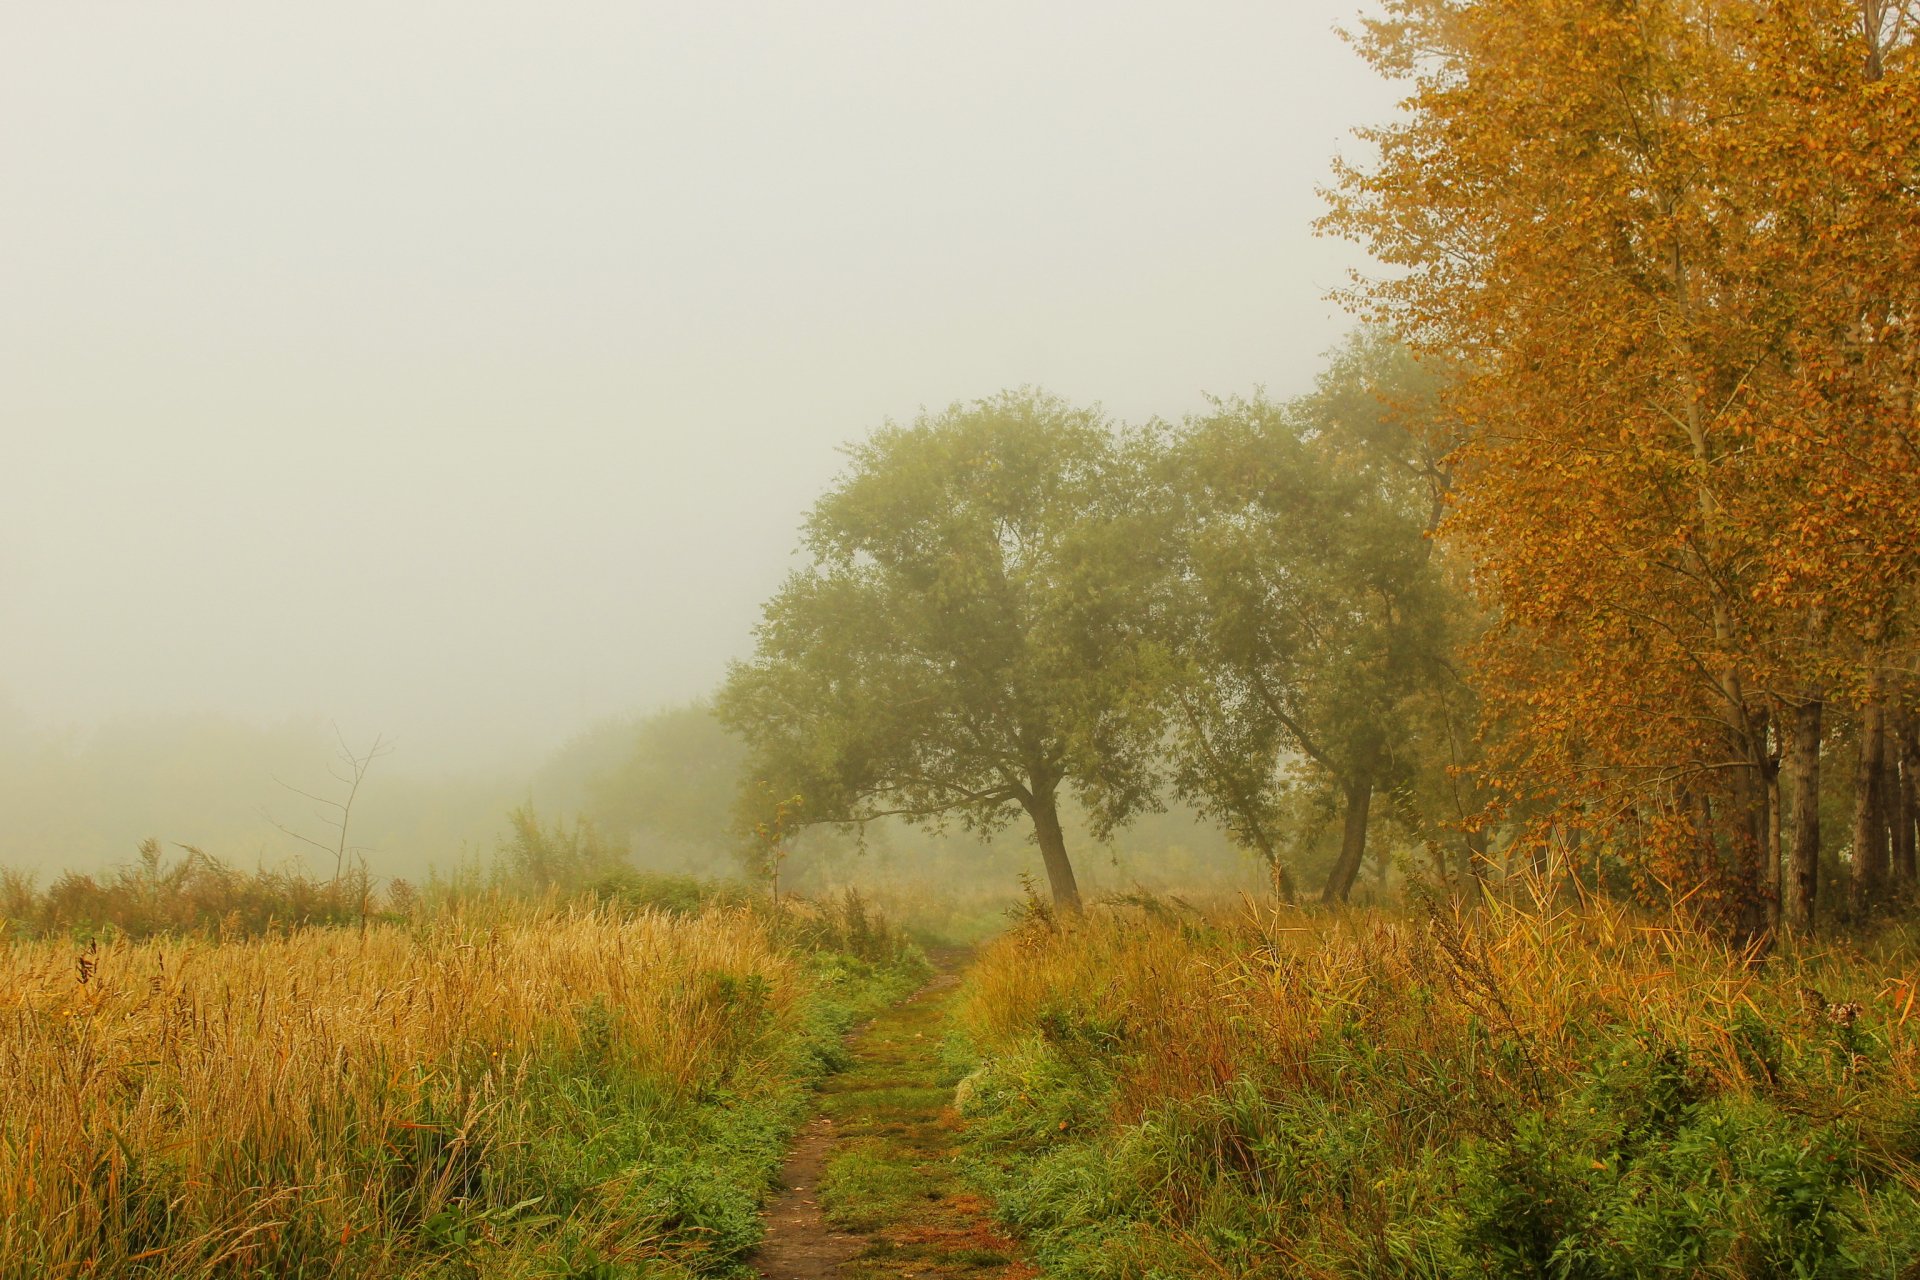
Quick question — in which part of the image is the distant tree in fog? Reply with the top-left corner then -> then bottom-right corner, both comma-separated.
718,391 -> 1167,911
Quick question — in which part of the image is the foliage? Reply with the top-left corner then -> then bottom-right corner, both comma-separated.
1160,334 -> 1478,902
0,839 -> 380,941
492,803 -> 629,894
1322,0 -> 1920,920
955,898 -> 1920,1277
575,701 -> 749,875
718,390 -> 1170,910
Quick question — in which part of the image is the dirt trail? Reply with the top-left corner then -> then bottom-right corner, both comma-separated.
751,1112 -> 864,1278
752,955 -> 1035,1280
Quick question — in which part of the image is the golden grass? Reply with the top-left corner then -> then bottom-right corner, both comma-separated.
0,898 -> 801,1277
965,891 -> 1920,1141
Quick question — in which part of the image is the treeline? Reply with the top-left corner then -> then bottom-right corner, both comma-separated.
0,809 -> 744,942
724,1 -> 1920,933
0,711 -> 516,881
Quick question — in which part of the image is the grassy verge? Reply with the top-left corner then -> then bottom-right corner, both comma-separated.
954,897 -> 1920,1278
0,890 -> 925,1279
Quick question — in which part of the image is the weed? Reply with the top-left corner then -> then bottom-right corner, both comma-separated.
0,891 -> 923,1279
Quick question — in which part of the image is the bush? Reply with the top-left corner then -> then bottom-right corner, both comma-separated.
2,839 -> 380,940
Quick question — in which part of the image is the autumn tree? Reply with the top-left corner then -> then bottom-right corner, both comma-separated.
716,391 -> 1167,911
1324,0 -> 1920,929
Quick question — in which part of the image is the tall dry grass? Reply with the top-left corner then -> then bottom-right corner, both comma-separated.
958,893 -> 1920,1276
0,898 -> 806,1278
969,896 -> 1920,1110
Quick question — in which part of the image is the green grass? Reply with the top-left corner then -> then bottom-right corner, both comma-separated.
402,909 -> 934,1279
0,891 -> 931,1280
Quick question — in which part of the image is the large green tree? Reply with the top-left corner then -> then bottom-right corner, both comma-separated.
1161,337 -> 1474,903
717,391 -> 1166,910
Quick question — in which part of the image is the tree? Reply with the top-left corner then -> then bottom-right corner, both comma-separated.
1323,0 -> 1920,927
716,391 -> 1166,911
264,727 -> 390,883
578,701 -> 747,873
1162,336 -> 1473,903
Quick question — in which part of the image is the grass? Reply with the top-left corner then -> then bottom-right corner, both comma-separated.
1,839 -> 379,941
0,889 -> 925,1279
954,892 -> 1920,1278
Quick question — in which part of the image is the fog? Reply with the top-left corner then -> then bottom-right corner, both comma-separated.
2,2 -> 1393,876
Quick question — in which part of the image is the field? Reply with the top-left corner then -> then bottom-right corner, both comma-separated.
8,879 -> 1920,1279
0,893 -> 924,1279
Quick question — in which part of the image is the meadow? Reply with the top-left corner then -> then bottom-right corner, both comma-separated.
955,890 -> 1920,1278
0,889 -> 925,1279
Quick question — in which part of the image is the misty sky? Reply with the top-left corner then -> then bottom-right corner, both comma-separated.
3,2 -> 1396,771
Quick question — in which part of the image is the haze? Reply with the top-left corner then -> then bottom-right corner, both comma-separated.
2,2 -> 1393,870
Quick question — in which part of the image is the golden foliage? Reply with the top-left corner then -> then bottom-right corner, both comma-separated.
1324,0 -> 1920,903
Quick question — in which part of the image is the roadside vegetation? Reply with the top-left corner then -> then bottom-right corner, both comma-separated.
6,3 -> 1918,1275
810,957 -> 1034,1280
0,883 -> 925,1279
953,890 -> 1920,1277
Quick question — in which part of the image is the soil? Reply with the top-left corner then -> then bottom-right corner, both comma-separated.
751,1113 -> 865,1278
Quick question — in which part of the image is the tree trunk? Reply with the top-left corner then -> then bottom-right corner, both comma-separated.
1321,776 -> 1373,905
1244,828 -> 1296,904
1024,787 -> 1083,913
1887,701 -> 1914,890
1902,713 -> 1920,885
1785,695 -> 1823,934
1764,745 -> 1783,933
1850,684 -> 1888,921
1462,827 -> 1491,898
1687,789 -> 1716,888
1735,709 -> 1777,939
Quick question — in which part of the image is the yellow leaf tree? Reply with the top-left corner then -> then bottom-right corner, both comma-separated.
1324,0 -> 1920,929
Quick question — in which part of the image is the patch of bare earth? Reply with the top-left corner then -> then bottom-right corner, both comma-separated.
752,1114 -> 864,1279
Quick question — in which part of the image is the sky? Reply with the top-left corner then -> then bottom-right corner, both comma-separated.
1,1 -> 1398,773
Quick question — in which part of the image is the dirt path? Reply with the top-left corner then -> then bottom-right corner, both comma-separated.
752,956 -> 1035,1280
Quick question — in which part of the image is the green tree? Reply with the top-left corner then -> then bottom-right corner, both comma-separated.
1162,338 -> 1473,903
581,701 -> 746,872
717,391 -> 1167,911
